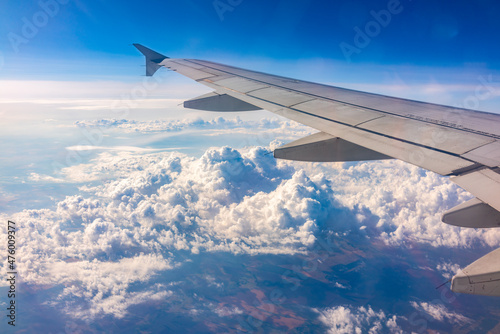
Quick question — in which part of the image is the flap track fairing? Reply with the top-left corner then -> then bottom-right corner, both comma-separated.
274,132 -> 392,162
184,92 -> 262,112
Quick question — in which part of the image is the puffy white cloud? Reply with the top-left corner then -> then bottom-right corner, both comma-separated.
410,302 -> 471,325
1,143 -> 335,319
0,206 -> 174,319
436,262 -> 461,280
334,282 -> 348,289
28,172 -> 65,183
214,306 -> 244,317
308,159 -> 500,248
47,255 -> 174,319
77,145 -> 325,255
315,305 -> 402,334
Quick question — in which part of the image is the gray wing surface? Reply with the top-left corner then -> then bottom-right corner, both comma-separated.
134,44 -> 500,296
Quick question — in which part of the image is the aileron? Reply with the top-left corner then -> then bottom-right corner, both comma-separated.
462,141 -> 500,168
358,115 -> 494,155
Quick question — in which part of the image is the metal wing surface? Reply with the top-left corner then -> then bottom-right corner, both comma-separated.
133,44 -> 500,296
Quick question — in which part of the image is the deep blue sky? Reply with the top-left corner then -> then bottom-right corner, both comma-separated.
2,0 -> 500,80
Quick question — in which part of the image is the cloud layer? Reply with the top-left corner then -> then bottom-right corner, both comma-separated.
2,117 -> 499,327
74,115 -> 312,137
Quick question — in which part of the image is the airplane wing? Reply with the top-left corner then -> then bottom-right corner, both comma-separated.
134,44 -> 500,296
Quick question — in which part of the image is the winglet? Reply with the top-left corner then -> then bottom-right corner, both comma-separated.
133,44 -> 169,76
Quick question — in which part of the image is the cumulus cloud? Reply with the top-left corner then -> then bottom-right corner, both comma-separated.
313,159 -> 500,248
334,282 -> 348,289
436,262 -> 461,280
64,145 -> 325,255
315,305 -> 402,334
47,256 -> 174,319
410,302 -> 471,325
28,172 -> 65,183
1,144 -> 333,319
1,206 -> 175,319
214,305 -> 244,317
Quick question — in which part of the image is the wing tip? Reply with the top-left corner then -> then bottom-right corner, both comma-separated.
133,44 -> 169,76
133,44 -> 169,62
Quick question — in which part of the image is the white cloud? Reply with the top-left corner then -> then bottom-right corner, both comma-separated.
410,302 -> 471,325
1,144 -> 333,319
47,255 -> 174,319
28,172 -> 65,183
313,159 -> 500,248
334,282 -> 348,289
66,145 -> 180,152
203,275 -> 224,289
315,305 -> 402,334
74,116 -> 310,135
436,262 -> 461,280
214,306 -> 243,317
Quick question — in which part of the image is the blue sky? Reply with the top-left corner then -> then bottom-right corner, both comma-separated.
2,0 -> 500,80
3,1 -> 500,333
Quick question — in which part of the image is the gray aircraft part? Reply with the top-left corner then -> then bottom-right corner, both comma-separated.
134,44 -> 500,297
452,247 -> 500,296
443,198 -> 500,228
274,132 -> 392,162
184,92 -> 262,111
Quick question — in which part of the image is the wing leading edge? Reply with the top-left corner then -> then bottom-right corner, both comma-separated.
134,44 -> 500,296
